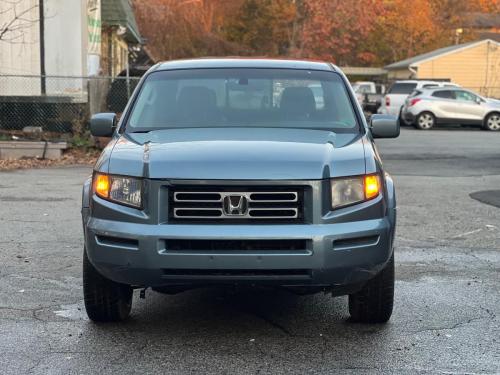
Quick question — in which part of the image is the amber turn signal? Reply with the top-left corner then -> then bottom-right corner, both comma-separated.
364,175 -> 380,200
94,173 -> 110,199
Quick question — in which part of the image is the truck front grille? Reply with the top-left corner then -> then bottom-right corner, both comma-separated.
169,186 -> 304,223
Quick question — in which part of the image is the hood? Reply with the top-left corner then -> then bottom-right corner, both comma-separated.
486,97 -> 500,106
107,127 -> 366,180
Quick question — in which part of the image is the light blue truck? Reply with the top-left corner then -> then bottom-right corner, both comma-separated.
81,59 -> 400,323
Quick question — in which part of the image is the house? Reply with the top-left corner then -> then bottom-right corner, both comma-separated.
462,12 -> 500,42
101,0 -> 143,77
0,0 -> 149,134
385,39 -> 500,98
0,0 -> 89,95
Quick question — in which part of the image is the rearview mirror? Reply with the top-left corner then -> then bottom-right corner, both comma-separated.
90,113 -> 117,137
370,114 -> 400,138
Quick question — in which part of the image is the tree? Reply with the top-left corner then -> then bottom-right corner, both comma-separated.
134,0 -> 500,66
0,0 -> 39,43
299,0 -> 385,65
475,0 -> 500,12
133,0 -> 243,60
223,0 -> 297,56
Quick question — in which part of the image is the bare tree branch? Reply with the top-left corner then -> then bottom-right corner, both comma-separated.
0,1 -> 39,43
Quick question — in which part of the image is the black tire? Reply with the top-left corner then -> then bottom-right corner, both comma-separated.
398,108 -> 406,126
348,253 -> 394,323
484,112 -> 500,131
83,249 -> 133,322
415,112 -> 435,130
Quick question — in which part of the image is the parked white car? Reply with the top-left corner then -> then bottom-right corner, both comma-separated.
378,80 -> 460,117
401,87 -> 500,131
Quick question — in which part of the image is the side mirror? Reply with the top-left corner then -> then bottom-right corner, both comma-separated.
370,114 -> 400,138
90,113 -> 117,137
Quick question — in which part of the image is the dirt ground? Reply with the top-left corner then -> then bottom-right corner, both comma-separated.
0,148 -> 99,171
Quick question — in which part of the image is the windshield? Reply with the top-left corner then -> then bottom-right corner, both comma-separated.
388,82 -> 417,94
126,68 -> 359,133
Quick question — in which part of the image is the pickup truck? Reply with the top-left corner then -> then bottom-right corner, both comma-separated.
352,81 -> 386,114
82,59 -> 400,324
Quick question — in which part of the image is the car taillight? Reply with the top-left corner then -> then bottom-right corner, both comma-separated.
385,96 -> 390,106
409,98 -> 421,106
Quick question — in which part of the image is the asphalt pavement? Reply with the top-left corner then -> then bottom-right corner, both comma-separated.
0,127 -> 499,374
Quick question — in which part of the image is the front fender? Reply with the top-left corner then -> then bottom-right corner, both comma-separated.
81,176 -> 92,229
385,172 -> 396,210
385,172 -> 397,245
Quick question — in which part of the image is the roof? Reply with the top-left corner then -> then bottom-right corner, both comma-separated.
101,0 -> 142,44
385,39 -> 499,70
463,12 -> 500,28
155,58 -> 335,72
415,85 -> 462,92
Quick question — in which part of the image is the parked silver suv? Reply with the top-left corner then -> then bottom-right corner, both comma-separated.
402,87 -> 500,131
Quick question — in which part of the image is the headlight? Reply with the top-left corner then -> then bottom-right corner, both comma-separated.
331,174 -> 381,209
93,173 -> 142,208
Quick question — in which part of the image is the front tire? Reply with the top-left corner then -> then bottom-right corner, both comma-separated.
348,253 -> 394,323
484,112 -> 500,131
416,112 -> 435,130
83,249 -> 133,322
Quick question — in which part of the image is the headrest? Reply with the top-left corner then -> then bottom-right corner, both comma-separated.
280,87 -> 316,118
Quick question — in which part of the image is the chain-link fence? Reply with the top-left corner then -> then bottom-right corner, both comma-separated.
0,75 -> 141,140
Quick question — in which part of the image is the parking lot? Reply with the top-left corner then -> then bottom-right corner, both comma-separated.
0,127 -> 499,374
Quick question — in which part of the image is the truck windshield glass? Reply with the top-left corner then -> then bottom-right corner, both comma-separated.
126,69 -> 359,133
388,83 -> 418,94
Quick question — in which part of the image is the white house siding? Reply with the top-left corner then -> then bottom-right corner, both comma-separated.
0,0 -> 41,94
43,0 -> 87,97
0,0 -> 89,97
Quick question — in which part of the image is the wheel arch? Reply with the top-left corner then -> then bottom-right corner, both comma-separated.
483,110 -> 500,125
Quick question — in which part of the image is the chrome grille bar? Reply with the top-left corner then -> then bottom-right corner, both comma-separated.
171,189 -> 302,220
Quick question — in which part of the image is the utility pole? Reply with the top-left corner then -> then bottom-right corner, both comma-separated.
39,0 -> 46,94
455,28 -> 463,45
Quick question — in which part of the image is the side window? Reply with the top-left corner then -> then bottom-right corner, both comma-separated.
432,90 -> 452,99
455,90 -> 477,102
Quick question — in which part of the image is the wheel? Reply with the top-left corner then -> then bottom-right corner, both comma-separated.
484,112 -> 500,131
415,112 -> 435,130
348,253 -> 394,323
83,249 -> 133,322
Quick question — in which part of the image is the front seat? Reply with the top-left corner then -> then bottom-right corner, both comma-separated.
280,87 -> 316,120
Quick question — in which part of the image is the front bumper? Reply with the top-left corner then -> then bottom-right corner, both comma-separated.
84,214 -> 395,293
